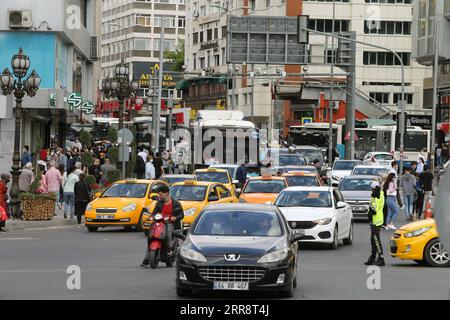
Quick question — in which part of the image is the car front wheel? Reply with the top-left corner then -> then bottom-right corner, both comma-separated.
424,239 -> 450,267
328,226 -> 338,250
343,222 -> 353,245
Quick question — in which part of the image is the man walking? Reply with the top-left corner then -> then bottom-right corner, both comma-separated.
419,165 -> 434,215
45,161 -> 62,215
401,166 -> 417,220
21,145 -> 32,167
236,162 -> 247,190
100,159 -> 115,185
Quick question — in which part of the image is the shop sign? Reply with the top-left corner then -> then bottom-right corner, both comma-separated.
67,92 -> 94,114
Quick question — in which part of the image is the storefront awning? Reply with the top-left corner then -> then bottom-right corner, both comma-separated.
365,119 -> 396,127
176,79 -> 191,90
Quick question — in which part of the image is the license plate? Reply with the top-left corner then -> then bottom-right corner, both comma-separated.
213,282 -> 249,291
96,214 -> 114,220
352,206 -> 366,212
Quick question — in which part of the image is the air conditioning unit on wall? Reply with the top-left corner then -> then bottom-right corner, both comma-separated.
8,9 -> 32,29
90,36 -> 100,61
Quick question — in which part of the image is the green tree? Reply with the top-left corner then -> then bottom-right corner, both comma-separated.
108,146 -> 120,166
107,169 -> 121,184
79,130 -> 92,148
107,127 -> 118,143
164,39 -> 185,71
81,152 -> 94,172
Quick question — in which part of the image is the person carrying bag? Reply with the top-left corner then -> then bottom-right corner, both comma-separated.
74,173 -> 91,226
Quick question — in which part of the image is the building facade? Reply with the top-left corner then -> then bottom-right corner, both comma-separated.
412,0 -> 450,145
100,0 -> 186,118
184,0 -> 432,135
0,0 -> 101,174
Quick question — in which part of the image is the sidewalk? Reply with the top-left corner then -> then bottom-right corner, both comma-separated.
4,207 -> 78,231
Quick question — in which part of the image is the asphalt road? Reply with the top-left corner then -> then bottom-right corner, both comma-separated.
1,216 -> 449,300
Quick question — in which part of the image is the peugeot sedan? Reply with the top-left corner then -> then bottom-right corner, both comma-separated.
175,204 -> 302,297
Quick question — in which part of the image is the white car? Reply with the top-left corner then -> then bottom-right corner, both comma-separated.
274,186 -> 353,249
329,160 -> 363,187
351,165 -> 389,177
362,152 -> 395,170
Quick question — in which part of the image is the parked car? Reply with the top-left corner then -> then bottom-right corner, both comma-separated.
274,186 -> 353,249
176,203 -> 302,297
351,165 -> 389,178
328,160 -> 363,187
338,175 -> 381,219
390,219 -> 450,267
362,152 -> 395,170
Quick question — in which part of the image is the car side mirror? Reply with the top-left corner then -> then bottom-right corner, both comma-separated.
209,195 -> 219,202
337,201 -> 347,209
291,230 -> 305,243
150,193 -> 159,200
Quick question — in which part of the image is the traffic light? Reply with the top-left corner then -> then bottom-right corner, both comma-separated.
297,15 -> 309,44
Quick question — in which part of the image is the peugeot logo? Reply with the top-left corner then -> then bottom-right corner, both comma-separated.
224,254 -> 240,262
291,222 -> 297,228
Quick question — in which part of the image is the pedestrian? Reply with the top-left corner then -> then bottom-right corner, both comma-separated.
62,167 -> 79,219
40,147 -> 48,162
45,161 -> 63,215
364,181 -> 385,266
153,152 -> 164,179
74,173 -> 91,226
401,166 -> 417,220
410,161 -> 418,175
416,157 -> 424,174
0,173 -> 11,232
384,173 -> 399,230
389,160 -> 404,209
134,147 -> 147,179
145,154 -> 156,179
426,152 -> 431,168
162,150 -> 170,174
419,165 -> 434,215
100,159 -> 115,185
57,164 -> 65,209
73,139 -> 82,151
442,144 -> 449,164
436,144 -> 443,168
21,145 -> 32,167
90,158 -> 103,184
414,172 -> 425,219
98,151 -> 106,166
138,146 -> 148,164
57,147 -> 67,171
48,149 -> 58,163
19,162 -> 35,193
417,148 -> 427,163
236,162 -> 247,190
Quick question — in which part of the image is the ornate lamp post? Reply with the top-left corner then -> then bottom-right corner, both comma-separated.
0,48 -> 41,219
101,59 -> 140,130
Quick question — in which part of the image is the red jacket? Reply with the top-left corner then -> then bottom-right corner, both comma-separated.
0,180 -> 8,211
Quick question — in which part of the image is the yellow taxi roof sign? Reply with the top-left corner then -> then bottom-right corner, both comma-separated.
184,180 -> 197,185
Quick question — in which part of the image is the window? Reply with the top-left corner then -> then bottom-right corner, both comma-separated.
364,20 -> 411,35
178,16 -> 186,28
134,38 -> 151,50
308,19 -> 350,33
369,92 -> 389,104
363,51 -> 410,66
214,54 -> 219,66
266,0 -> 270,7
214,28 -> 218,40
193,53 -> 197,69
200,30 -> 204,42
207,29 -> 212,41
136,14 -> 151,26
154,39 -> 176,51
154,15 -> 176,28
364,0 -> 411,3
393,93 -> 413,105
249,0 -> 256,11
193,32 -> 198,44
222,26 -> 227,39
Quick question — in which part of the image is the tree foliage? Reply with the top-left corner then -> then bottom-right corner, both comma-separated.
79,130 -> 93,148
164,39 -> 185,71
108,146 -> 120,165
107,127 -> 118,143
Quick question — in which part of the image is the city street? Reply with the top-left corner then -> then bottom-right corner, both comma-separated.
1,216 -> 449,300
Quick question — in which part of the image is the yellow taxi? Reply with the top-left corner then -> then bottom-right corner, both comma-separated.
239,176 -> 288,204
193,168 -> 237,196
84,179 -> 168,232
390,219 -> 450,267
282,171 -> 323,187
141,180 -> 238,232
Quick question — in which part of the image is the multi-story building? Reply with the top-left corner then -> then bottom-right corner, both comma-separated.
100,0 -> 187,117
0,0 -> 101,174
412,0 -> 450,145
184,0 -> 432,135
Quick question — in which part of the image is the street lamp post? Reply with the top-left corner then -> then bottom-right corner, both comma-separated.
1,48 -> 41,219
101,59 -> 140,178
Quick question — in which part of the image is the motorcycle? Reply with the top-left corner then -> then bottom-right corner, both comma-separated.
147,212 -> 184,269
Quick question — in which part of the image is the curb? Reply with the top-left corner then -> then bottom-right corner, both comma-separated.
4,218 -> 78,231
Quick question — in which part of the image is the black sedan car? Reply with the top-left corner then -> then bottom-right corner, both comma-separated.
176,203 -> 302,297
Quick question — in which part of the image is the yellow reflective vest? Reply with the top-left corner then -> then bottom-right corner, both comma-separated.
370,190 -> 385,227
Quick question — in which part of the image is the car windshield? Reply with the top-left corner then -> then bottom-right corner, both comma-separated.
374,154 -> 394,161
333,161 -> 362,171
195,172 -> 229,184
294,149 -> 324,163
285,176 -> 320,187
193,210 -> 282,237
170,186 -> 207,201
278,155 -> 307,166
102,183 -> 148,198
243,180 -> 286,193
285,167 -> 318,174
275,191 -> 332,208
352,167 -> 388,176
211,166 -> 237,179
339,178 -> 374,191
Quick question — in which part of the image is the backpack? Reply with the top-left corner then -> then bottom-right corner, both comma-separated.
134,156 -> 145,174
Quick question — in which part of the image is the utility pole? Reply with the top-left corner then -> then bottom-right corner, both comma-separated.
431,19 -> 440,173
251,64 -> 255,123
328,0 -> 336,166
232,64 -> 236,110
153,19 -> 165,153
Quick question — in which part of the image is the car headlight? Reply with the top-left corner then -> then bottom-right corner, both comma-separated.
122,204 -> 137,212
257,248 -> 289,264
184,208 -> 197,216
314,218 -> 332,225
86,202 -> 93,212
404,227 -> 432,238
180,247 -> 207,262
239,198 -> 247,203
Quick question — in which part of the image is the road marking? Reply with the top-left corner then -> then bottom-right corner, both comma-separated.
0,237 -> 38,241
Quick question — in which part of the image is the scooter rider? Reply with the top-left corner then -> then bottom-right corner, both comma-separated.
140,185 -> 184,268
